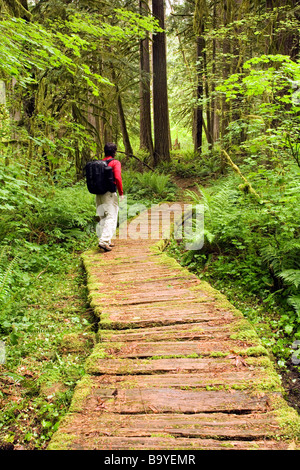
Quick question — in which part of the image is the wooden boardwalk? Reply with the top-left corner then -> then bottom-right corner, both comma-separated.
48,204 -> 299,450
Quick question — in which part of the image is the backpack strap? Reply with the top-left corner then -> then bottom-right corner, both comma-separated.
104,158 -> 114,166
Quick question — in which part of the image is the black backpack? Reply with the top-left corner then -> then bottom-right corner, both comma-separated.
85,158 -> 117,195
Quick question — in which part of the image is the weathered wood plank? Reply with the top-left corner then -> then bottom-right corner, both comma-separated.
80,387 -> 275,414
85,355 -> 263,376
93,339 -> 259,359
83,371 -> 279,392
98,322 -> 237,343
97,302 -> 236,329
49,435 -> 290,451
54,411 -> 282,440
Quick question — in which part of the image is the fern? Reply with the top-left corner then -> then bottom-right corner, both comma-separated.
278,269 -> 300,289
287,295 -> 300,316
261,242 -> 300,275
185,182 -> 242,245
135,172 -> 176,198
0,253 -> 18,307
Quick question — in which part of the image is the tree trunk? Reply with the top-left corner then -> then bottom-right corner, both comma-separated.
265,0 -> 299,59
117,91 -> 133,157
221,0 -> 231,151
194,36 -> 205,155
139,0 -> 154,158
110,65 -> 133,157
211,0 -> 218,145
152,0 -> 170,166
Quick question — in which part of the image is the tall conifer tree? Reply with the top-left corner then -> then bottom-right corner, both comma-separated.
152,0 -> 170,165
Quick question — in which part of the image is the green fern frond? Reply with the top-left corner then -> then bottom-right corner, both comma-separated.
0,246 -> 9,265
260,245 -> 283,273
260,243 -> 300,274
287,295 -> 300,316
0,255 -> 18,304
187,182 -> 239,221
279,269 -> 300,289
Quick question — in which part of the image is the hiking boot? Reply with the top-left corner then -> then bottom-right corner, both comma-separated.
98,242 -> 112,252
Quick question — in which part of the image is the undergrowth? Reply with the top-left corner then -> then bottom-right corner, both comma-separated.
168,161 -> 300,370
0,156 -> 179,449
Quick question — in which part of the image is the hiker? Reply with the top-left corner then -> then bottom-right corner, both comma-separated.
96,143 -> 124,252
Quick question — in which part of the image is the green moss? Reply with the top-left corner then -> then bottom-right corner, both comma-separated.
209,351 -> 227,358
59,332 -> 95,353
243,345 -> 269,356
96,329 -> 114,342
272,395 -> 300,444
68,375 -> 93,413
151,353 -> 200,360
47,432 -> 76,450
150,433 -> 175,439
220,442 -> 235,448
210,344 -> 269,358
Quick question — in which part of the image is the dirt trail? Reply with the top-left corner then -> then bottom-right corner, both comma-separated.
48,204 -> 299,450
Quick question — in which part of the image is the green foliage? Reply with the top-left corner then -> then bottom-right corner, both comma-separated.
0,249 -> 17,310
178,162 -> 300,364
217,55 -> 300,167
0,155 -> 95,244
0,15 -> 106,90
157,150 -> 220,179
122,169 -> 178,202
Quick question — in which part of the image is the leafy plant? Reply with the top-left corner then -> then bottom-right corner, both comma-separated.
123,170 -> 178,201
217,54 -> 300,167
0,249 -> 18,313
181,163 -> 300,345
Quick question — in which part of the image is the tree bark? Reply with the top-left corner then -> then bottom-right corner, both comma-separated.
194,36 -> 205,155
117,91 -> 133,157
152,0 -> 170,166
139,0 -> 154,158
111,66 -> 133,157
221,0 -> 231,152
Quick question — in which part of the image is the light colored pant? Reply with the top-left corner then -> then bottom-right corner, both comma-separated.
95,192 -> 119,245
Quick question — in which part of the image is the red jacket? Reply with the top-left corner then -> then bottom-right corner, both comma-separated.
103,156 -> 123,196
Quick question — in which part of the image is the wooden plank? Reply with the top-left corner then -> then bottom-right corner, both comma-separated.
80,387 -> 275,414
102,291 -> 200,306
50,435 -> 289,451
98,322 -> 236,343
101,300 -> 224,316
85,356 -> 260,376
97,302 -> 235,329
55,411 -> 281,440
78,371 -> 281,394
94,340 -> 257,359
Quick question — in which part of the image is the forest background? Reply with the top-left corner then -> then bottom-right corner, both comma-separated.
0,0 -> 299,449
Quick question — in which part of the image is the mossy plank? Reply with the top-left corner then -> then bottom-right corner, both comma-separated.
84,355 -> 269,376
91,339 -> 263,359
48,435 -> 291,451
73,371 -> 283,395
72,385 -> 278,414
96,303 -> 236,329
51,411 -> 284,440
97,322 -> 237,343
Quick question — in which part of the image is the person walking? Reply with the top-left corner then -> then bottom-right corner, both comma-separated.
96,143 -> 123,252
